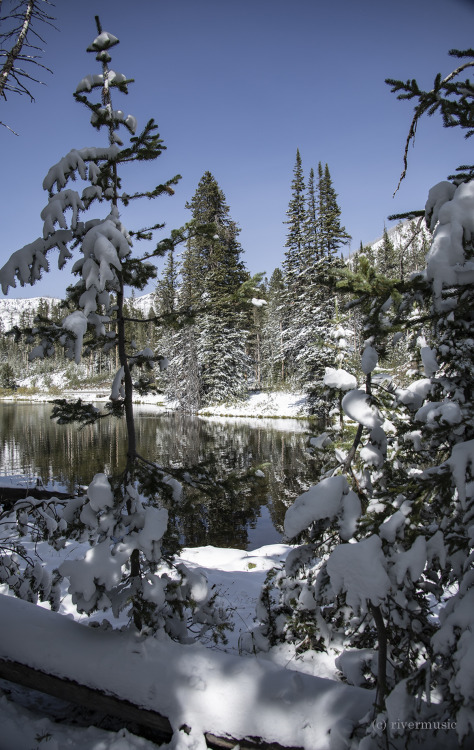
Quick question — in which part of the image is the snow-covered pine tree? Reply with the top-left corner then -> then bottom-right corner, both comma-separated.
317,162 -> 351,258
251,263 -> 449,745
282,155 -> 351,411
260,268 -> 286,387
303,167 -> 320,262
0,18 -> 224,638
284,149 -> 307,271
378,226 -> 398,278
153,247 -> 179,394
281,149 -> 307,382
382,46 -> 474,744
167,171 -> 252,408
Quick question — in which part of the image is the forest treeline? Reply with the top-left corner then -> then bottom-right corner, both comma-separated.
0,155 -> 431,411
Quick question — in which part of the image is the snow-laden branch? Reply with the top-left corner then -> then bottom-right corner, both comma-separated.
0,230 -> 72,293
42,145 -> 120,193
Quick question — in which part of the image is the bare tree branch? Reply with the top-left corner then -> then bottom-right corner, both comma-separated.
0,0 -> 56,133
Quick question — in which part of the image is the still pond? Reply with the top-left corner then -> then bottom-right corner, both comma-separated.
0,402 -> 323,550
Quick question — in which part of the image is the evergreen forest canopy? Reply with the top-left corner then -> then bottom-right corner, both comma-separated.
0,18 -> 474,749
0,152 -> 431,411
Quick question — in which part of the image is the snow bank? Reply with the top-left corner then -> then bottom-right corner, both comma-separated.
197,390 -> 309,418
0,593 -> 373,749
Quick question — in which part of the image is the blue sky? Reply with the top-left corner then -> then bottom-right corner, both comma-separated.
1,0 -> 474,299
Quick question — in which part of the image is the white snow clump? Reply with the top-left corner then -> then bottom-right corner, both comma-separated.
327,534 -> 391,613
360,344 -> 378,375
425,180 -> 474,304
323,367 -> 357,391
284,475 -> 361,540
62,310 -> 88,364
341,389 -> 383,429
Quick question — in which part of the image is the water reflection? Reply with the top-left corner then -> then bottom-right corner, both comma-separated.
0,403 -> 322,549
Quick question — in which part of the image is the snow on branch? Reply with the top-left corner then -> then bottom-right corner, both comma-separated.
327,534 -> 391,613
43,145 -> 119,193
0,230 -> 73,293
41,189 -> 85,236
425,180 -> 474,304
284,475 -> 361,541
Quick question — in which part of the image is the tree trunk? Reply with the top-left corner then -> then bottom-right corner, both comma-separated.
0,0 -> 35,99
370,604 -> 388,711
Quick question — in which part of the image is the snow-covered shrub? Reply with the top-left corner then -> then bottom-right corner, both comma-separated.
254,47 -> 474,745
0,493 -> 61,607
252,261 -> 473,745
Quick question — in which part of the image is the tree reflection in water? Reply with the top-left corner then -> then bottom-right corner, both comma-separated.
0,403 -> 323,548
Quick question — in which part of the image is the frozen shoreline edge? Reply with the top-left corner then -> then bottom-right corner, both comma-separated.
0,388 -> 312,420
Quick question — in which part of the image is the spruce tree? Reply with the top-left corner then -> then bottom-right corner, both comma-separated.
0,18 -> 223,637
261,268 -> 286,386
283,149 -> 306,273
281,149 -> 307,382
378,226 -> 398,278
280,154 -> 352,405
157,248 -> 178,315
304,166 -> 320,262
384,47 -> 474,743
318,162 -> 351,257
168,171 -> 251,408
153,248 -> 179,393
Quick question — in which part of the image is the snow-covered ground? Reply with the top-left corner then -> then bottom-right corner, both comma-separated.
0,539 -> 369,750
3,381 -> 311,419
0,532 -> 465,750
196,390 -> 309,418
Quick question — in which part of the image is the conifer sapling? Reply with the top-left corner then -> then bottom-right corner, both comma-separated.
0,17 -> 225,638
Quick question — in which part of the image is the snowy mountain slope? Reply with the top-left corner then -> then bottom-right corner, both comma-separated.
367,218 -> 430,263
0,296 -> 61,330
0,293 -> 156,331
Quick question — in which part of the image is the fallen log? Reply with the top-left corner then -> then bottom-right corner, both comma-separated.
0,657 -> 303,750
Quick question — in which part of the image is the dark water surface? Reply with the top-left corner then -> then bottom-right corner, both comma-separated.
0,402 -> 321,549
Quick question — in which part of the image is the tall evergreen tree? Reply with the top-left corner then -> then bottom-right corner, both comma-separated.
378,226 -> 398,278
261,268 -> 286,386
283,149 -> 306,275
304,166 -> 319,262
254,46 -> 474,750
167,172 -> 251,409
157,248 -> 178,315
281,155 -> 351,408
281,149 -> 307,381
318,162 -> 351,257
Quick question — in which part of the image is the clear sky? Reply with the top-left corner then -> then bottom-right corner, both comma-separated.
1,0 -> 474,299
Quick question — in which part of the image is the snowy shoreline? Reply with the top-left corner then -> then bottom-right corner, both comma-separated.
0,388 -> 312,420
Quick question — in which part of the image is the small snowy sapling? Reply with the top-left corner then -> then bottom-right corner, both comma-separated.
0,17 -> 225,639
